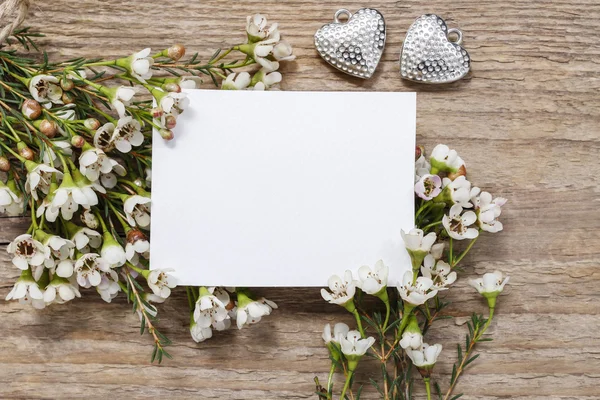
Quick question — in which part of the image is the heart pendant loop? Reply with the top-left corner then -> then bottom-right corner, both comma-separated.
400,14 -> 471,84
334,9 -> 352,24
315,8 -> 386,79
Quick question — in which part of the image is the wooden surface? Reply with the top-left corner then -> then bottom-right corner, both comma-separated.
1,0 -> 600,399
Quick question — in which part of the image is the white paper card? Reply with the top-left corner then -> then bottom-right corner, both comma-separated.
150,90 -> 416,287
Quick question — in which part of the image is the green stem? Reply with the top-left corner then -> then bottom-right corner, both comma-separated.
424,377 -> 432,400
211,47 -> 234,64
383,300 -> 391,331
415,201 -> 433,220
421,220 -> 442,232
326,362 -> 336,399
352,309 -> 366,338
453,233 -> 480,266
340,370 -> 353,400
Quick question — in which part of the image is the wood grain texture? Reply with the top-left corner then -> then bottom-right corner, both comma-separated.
1,0 -> 600,398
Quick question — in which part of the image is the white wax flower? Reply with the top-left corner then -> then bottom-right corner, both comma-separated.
93,122 -> 116,151
28,75 -> 63,108
471,187 -> 507,233
0,181 -> 23,216
322,322 -> 350,345
72,227 -> 102,250
190,321 -> 213,343
7,233 -> 51,271
147,269 -> 177,299
405,343 -> 442,368
340,330 -> 375,357
43,277 -> 81,304
415,155 -> 431,182
126,48 -> 154,83
25,162 -> 63,200
469,271 -> 509,296
442,176 -> 472,207
100,233 -> 126,267
112,116 -> 144,153
272,41 -> 295,61
124,195 -> 151,228
430,144 -> 465,174
442,204 -> 479,240
356,260 -> 388,295
415,174 -> 442,200
222,72 -> 251,90
79,147 -> 114,182
5,270 -> 46,309
111,86 -> 137,117
321,270 -> 356,306
193,287 -> 229,329
397,270 -> 438,306
401,228 -> 437,253
74,253 -> 111,287
421,255 -> 456,289
234,293 -> 277,329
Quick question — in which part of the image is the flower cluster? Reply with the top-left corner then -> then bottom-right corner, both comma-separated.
1,13 -> 293,363
316,144 -> 510,400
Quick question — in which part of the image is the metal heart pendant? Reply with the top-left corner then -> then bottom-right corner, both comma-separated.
314,8 -> 386,79
400,14 -> 471,84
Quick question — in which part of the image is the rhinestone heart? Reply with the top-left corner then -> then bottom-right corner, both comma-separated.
314,8 -> 386,79
400,14 -> 471,84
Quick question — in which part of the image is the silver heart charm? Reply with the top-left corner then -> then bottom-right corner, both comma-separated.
400,14 -> 471,84
314,8 -> 386,79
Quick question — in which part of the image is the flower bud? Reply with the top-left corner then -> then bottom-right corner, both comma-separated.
71,135 -> 85,148
167,44 -> 185,61
0,156 -> 10,172
159,129 -> 174,141
60,77 -> 75,91
61,91 -> 75,104
18,145 -> 35,161
22,99 -> 42,120
165,114 -> 177,129
84,118 -> 100,130
415,145 -> 424,160
151,107 -> 163,118
447,164 -> 467,180
164,82 -> 181,93
39,119 -> 58,138
126,228 -> 148,244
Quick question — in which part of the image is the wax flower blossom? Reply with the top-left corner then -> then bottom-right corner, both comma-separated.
222,72 -> 252,90
0,180 -> 24,216
397,270 -> 439,306
24,162 -> 63,200
5,269 -> 46,309
321,270 -> 357,308
146,269 -> 177,299
442,204 -> 479,240
193,287 -> 230,329
356,260 -> 388,298
74,253 -> 111,287
430,144 -> 465,175
471,187 -> 507,233
123,195 -> 151,228
436,176 -> 472,208
117,48 -> 154,83
234,290 -> 277,329
405,343 -> 443,377
7,234 -> 51,271
112,116 -> 144,153
415,174 -> 442,200
469,270 -> 510,309
401,228 -> 437,271
28,75 -> 63,108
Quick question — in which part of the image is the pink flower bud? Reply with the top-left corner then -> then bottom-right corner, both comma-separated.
168,44 -> 186,61
22,99 -> 42,120
159,129 -> 174,141
165,114 -> 177,129
151,108 -> 163,118
127,228 -> 148,244
0,156 -> 10,172
71,135 -> 86,148
84,118 -> 101,130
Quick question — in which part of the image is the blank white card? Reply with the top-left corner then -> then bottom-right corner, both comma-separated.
150,90 -> 416,287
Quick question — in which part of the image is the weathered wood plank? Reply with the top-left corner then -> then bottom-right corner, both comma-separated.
0,0 -> 599,399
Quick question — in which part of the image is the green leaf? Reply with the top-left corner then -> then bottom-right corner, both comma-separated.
464,354 -> 480,367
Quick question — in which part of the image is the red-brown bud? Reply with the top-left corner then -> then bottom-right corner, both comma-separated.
415,145 -> 424,160
84,118 -> 101,130
127,228 -> 148,244
167,44 -> 186,61
151,108 -> 163,119
39,119 -> 58,138
0,156 -> 10,172
165,114 -> 177,129
447,164 -> 467,180
71,135 -> 85,148
159,129 -> 174,141
22,99 -> 42,120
